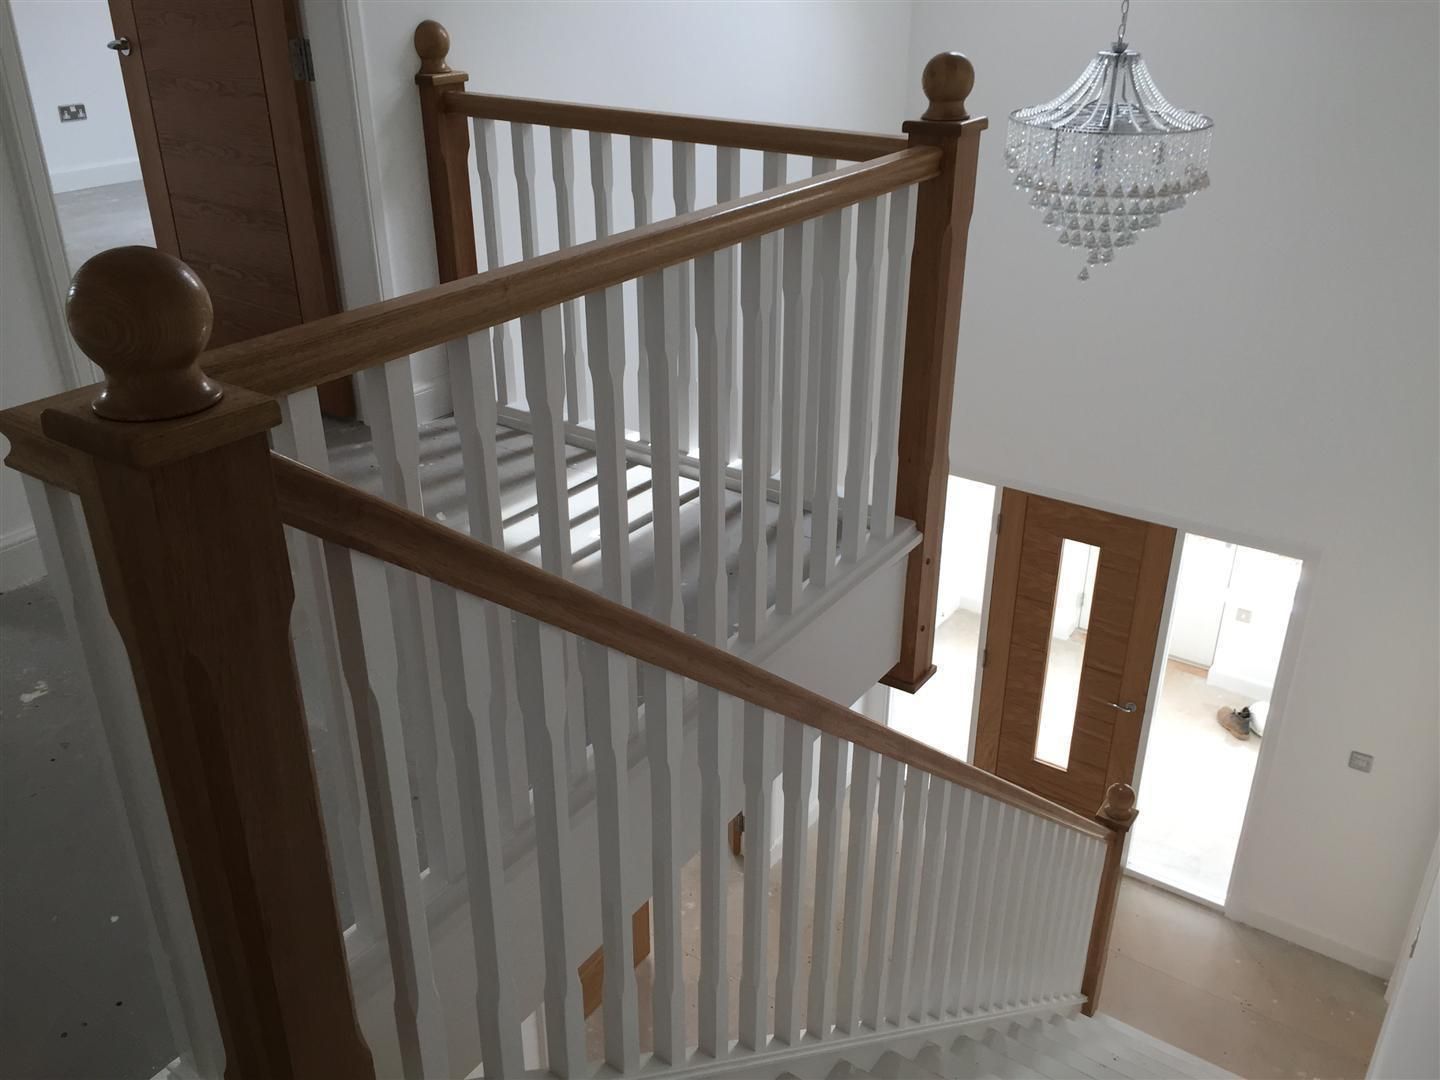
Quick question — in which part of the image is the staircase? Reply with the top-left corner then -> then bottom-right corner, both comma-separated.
802,1013 -> 1233,1079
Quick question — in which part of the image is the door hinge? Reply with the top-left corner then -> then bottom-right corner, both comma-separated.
995,511 -> 1003,535
982,647 -> 988,668
289,36 -> 315,82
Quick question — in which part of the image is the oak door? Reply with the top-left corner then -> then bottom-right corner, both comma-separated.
106,0 -> 352,412
974,490 -> 1175,818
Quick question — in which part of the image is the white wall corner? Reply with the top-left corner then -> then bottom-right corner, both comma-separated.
1225,898 -> 1394,980
48,157 -> 142,194
1,523 -> 45,591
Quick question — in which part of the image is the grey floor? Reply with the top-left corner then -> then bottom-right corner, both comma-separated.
0,579 -> 170,1080
52,181 -> 154,274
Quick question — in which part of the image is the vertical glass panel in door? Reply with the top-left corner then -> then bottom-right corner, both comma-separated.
1034,539 -> 1099,768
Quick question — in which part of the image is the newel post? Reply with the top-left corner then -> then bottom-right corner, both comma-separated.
40,247 -> 375,1079
414,19 -> 478,282
1081,782 -> 1139,1016
884,53 -> 987,693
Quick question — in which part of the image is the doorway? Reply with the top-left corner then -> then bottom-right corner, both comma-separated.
1126,534 -> 1303,905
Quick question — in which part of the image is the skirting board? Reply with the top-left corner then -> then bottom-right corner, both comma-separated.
49,158 -> 142,194
0,524 -> 45,590
1226,899 -> 1393,979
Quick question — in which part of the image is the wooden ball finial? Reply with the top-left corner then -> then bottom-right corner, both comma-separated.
67,246 -> 219,422
1098,782 -> 1138,828
414,20 -> 452,75
921,51 -> 974,121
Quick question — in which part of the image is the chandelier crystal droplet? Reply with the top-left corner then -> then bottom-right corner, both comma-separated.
1005,0 -> 1213,281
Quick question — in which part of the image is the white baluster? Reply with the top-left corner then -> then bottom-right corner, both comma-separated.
871,185 -> 917,541
763,153 -> 788,473
583,281 -> 641,1071
908,776 -> 950,1021
950,796 -> 996,1016
981,808 -> 1027,1011
738,702 -> 774,1051
512,122 -> 541,261
514,616 -> 588,1076
775,217 -> 815,617
718,146 -> 742,462
447,334 -> 529,830
887,768 -> 929,1025
1001,814 -> 1043,1008
807,205 -> 853,592
325,546 -> 449,1079
841,198 -> 883,565
641,266 -> 686,1064
273,389 -> 383,938
551,126 -> 590,424
672,141 -> 698,456
862,755 -> 904,1030
695,248 -> 734,1059
473,117 -> 517,404
430,585 -> 525,1077
774,718 -> 814,1045
630,135 -> 655,442
836,745 -> 879,1034
801,157 -> 836,507
928,786 -> 972,1018
355,362 -> 464,883
1066,837 -> 1107,997
805,733 -> 847,1039
1018,822 -> 1059,1006
24,479 -> 222,1075
1042,829 -> 1082,1001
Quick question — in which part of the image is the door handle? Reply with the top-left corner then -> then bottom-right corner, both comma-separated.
1108,701 -> 1138,713
107,37 -> 131,56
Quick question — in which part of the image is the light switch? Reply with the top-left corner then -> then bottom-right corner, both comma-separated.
1348,751 -> 1373,773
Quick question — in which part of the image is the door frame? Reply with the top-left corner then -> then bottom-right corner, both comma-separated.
960,471 -> 1319,913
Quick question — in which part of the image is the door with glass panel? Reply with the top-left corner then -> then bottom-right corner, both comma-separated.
974,490 -> 1176,818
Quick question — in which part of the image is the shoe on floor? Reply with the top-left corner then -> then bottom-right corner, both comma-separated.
1217,705 -> 1253,740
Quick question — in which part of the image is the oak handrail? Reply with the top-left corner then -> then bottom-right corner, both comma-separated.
444,89 -> 910,162
270,450 -> 1108,841
198,147 -> 939,398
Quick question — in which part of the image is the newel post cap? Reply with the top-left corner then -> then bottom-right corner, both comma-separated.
67,246 -> 220,422
414,19 -> 452,75
1098,782 -> 1139,829
921,51 -> 975,121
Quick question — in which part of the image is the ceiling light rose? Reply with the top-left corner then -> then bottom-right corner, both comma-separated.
1005,0 -> 1213,280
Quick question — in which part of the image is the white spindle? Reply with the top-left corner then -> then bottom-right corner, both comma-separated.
871,186 -> 917,540
887,768 -> 929,1025
1066,838 -> 1107,995
273,389 -> 382,937
550,126 -> 590,424
862,755 -> 904,1029
630,135 -> 655,441
472,117 -> 518,403
642,265 -> 686,1064
1019,823 -> 1060,1005
355,362 -> 464,882
1002,815 -> 1044,1008
806,733 -> 847,1039
951,797 -> 996,1016
928,786 -> 972,1018
24,479 -> 223,1075
808,206 -> 853,592
981,809 -> 1028,1010
583,281 -> 641,1071
802,157 -> 836,505
515,616 -> 588,1076
836,745 -> 879,1033
430,584 -> 525,1077
446,334 -> 529,827
761,152 -> 787,472
908,776 -> 950,1021
718,146 -> 743,462
695,248 -> 734,1059
841,197 -> 884,565
774,719 -> 814,1044
738,701 -> 773,1051
325,546 -> 449,1079
512,122 -> 541,261
1042,829 -> 1082,1001
775,217 -> 814,617
672,142 -> 698,455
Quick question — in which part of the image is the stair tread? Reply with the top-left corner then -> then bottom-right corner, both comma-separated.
1091,1015 -> 1236,1078
999,1018 -> 1123,1079
979,1024 -> 1081,1079
1053,1015 -> 1214,1079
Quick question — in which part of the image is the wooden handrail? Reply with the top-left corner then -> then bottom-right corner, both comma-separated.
444,90 -> 910,162
199,147 -> 938,398
269,450 -> 1108,841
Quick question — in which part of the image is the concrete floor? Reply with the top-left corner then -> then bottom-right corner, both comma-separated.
52,181 -> 155,274
0,579 -> 171,1080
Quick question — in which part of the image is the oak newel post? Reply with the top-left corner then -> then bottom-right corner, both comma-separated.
42,247 -> 375,1079
414,19 -> 479,282
1081,782 -> 1139,1016
885,52 -> 987,692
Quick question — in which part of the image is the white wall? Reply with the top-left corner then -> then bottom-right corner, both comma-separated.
10,0 -> 140,192
908,0 -> 1439,974
1207,545 -> 1302,701
333,0 -> 916,416
1368,856 -> 1440,1079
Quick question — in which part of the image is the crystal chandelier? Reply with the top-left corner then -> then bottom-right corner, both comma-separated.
1004,0 -> 1213,280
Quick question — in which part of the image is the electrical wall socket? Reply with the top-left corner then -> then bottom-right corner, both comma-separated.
1235,607 -> 1253,623
58,103 -> 87,122
1348,751 -> 1374,773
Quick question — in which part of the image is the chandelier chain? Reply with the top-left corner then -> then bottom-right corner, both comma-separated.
1116,0 -> 1130,47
